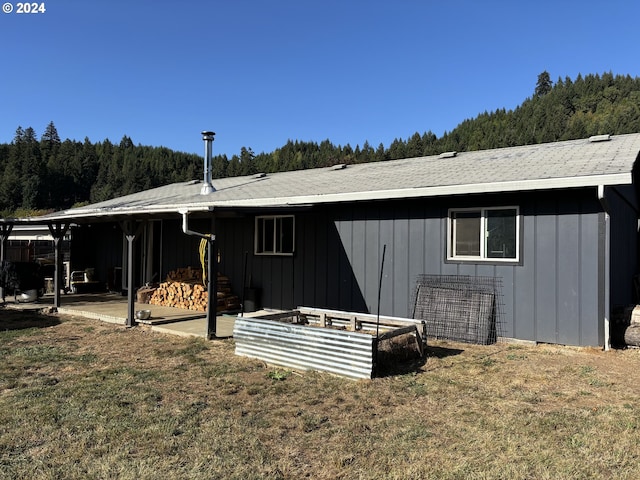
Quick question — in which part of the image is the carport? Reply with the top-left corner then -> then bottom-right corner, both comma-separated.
1,210 -> 221,339
1,133 -> 222,338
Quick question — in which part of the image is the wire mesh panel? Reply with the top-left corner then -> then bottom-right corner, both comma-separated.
411,275 -> 504,345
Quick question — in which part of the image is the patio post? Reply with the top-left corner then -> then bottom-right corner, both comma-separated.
47,223 -> 69,310
120,220 -> 144,328
0,223 -> 14,303
207,233 -> 218,339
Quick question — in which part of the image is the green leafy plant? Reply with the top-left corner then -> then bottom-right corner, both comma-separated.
267,369 -> 290,381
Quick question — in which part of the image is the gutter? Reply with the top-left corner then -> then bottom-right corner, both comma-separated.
598,185 -> 611,351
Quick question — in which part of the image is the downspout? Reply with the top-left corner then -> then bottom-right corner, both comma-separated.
180,210 -> 217,339
598,185 -> 611,351
180,210 -> 211,240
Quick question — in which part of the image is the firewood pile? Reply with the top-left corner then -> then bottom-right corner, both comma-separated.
144,267 -> 241,312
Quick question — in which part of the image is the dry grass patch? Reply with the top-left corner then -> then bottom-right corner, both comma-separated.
2,309 -> 640,479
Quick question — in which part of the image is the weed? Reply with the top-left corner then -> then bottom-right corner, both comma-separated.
267,369 -> 290,381
480,357 -> 497,367
506,352 -> 528,360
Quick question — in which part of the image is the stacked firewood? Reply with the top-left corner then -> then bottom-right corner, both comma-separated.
146,267 -> 241,312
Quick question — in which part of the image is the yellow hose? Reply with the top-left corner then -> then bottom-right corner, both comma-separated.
199,238 -> 207,285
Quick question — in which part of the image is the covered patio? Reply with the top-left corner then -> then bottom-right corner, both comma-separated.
3,293 -> 236,338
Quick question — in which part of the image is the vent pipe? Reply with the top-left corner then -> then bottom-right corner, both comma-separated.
201,130 -> 215,195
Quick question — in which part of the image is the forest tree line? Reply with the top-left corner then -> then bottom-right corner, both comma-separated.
2,71 -> 640,216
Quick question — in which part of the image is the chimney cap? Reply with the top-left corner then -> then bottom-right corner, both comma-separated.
201,131 -> 216,137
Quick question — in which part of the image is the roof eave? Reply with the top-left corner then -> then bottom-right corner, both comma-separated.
10,172 -> 632,222
200,172 -> 633,207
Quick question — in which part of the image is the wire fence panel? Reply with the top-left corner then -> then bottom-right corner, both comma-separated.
411,275 -> 504,345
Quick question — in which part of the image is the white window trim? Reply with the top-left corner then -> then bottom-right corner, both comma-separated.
254,215 -> 295,256
447,206 -> 520,262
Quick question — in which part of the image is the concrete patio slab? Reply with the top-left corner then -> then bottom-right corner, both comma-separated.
2,293 -> 235,338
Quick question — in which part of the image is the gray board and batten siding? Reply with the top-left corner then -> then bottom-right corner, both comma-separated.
214,187 -> 615,347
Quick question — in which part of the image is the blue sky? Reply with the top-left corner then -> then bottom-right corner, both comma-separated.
1,0 -> 639,157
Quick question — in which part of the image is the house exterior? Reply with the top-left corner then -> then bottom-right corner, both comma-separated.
11,133 -> 640,348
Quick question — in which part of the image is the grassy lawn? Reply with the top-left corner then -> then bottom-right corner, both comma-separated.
2,309 -> 640,479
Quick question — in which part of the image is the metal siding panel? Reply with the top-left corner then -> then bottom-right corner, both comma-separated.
172,223 -> 202,273
219,218 -> 240,294
234,317 -> 375,379
235,219 -> 253,294
244,220 -> 257,302
326,212 -> 341,309
292,218 -> 304,308
457,264 -> 477,277
440,259 -> 460,276
364,207 -> 380,313
609,190 -> 638,307
314,211 -> 328,308
379,208 -> 395,317
475,264 -> 496,277
281,257 -> 294,309
498,266 -> 515,339
263,257 -> 275,308
393,212 -> 410,317
408,212 -> 426,317
336,209 -> 354,311
514,210 -> 536,341
424,215 -> 444,274
535,202 -> 558,343
440,211 -> 458,276
580,211 -> 602,345
351,210 -> 367,311
301,214 -> 316,307
557,208 -> 581,345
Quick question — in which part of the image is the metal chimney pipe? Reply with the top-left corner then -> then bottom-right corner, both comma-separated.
201,130 -> 215,195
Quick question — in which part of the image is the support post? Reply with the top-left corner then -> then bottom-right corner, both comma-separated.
120,220 -> 144,328
0,223 -> 14,303
47,223 -> 69,310
207,235 -> 218,339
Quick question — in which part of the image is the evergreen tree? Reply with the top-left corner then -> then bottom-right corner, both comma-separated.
535,71 -> 553,97
239,146 -> 257,175
20,127 -> 45,209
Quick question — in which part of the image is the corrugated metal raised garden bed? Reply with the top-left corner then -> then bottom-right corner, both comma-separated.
233,307 -> 426,379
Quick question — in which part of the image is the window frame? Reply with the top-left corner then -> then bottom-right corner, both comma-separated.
447,206 -> 521,263
254,215 -> 295,256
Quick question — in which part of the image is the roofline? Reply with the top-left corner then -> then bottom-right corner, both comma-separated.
24,171 -> 630,222
208,172 -> 632,207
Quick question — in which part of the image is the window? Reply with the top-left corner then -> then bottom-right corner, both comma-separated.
255,215 -> 295,255
448,207 -> 519,262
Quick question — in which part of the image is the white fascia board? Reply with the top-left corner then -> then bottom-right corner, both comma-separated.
29,204 -> 212,222
206,172 -> 633,207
